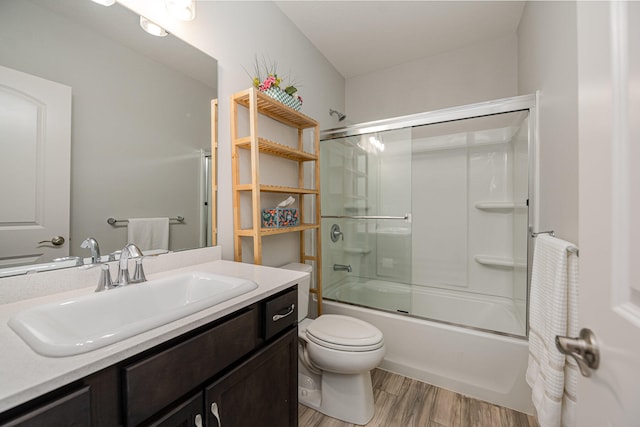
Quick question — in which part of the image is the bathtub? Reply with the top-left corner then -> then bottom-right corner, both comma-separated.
322,280 -> 534,414
327,278 -> 526,336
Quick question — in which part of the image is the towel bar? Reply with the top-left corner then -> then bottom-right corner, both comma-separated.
531,229 -> 579,255
321,214 -> 409,220
107,216 -> 185,225
530,230 -> 555,237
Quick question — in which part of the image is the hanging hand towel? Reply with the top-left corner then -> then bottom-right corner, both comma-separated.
526,234 -> 579,427
127,217 -> 169,252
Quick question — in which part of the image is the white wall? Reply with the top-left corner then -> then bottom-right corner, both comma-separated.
119,0 -> 346,263
517,1 -> 579,244
345,34 -> 518,123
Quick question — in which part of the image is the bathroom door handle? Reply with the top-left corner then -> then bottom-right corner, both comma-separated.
555,328 -> 600,377
38,236 -> 65,246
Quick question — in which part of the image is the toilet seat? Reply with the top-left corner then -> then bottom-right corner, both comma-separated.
306,315 -> 384,352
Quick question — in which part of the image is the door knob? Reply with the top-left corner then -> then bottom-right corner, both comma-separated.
555,328 -> 600,377
38,236 -> 65,246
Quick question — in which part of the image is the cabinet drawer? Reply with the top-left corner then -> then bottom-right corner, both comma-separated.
264,287 -> 297,341
1,386 -> 90,427
124,308 -> 258,426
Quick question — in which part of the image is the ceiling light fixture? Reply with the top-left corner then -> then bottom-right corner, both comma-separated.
139,16 -> 168,37
165,0 -> 196,21
90,0 -> 116,6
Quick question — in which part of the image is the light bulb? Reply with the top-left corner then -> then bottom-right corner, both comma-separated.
165,0 -> 196,21
91,0 -> 116,6
139,16 -> 168,37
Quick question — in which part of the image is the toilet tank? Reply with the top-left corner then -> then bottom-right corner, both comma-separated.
280,263 -> 312,321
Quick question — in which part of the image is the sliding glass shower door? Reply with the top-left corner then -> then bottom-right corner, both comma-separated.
321,99 -> 532,337
321,128 -> 413,311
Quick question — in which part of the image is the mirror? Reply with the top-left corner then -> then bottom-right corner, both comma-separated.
0,0 -> 218,277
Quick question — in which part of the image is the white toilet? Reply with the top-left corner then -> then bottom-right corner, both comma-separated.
281,263 -> 385,425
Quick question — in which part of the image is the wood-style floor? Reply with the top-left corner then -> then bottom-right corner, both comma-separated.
298,369 -> 539,427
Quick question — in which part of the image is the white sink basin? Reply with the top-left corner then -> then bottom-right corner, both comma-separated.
8,271 -> 258,357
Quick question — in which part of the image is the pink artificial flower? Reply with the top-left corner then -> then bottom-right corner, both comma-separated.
259,75 -> 276,91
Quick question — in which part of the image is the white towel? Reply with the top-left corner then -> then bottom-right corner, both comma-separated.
526,234 -> 579,427
127,217 -> 169,252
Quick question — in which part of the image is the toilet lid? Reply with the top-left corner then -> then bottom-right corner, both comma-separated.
306,315 -> 384,352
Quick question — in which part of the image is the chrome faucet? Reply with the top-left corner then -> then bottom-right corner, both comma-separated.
81,237 -> 101,264
96,243 -> 146,291
333,264 -> 352,273
116,243 -> 146,286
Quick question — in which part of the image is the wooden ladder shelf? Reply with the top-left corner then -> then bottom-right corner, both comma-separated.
231,88 -> 322,314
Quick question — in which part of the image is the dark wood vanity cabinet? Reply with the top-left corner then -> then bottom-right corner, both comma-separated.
0,387 -> 91,427
0,286 -> 298,427
205,328 -> 297,427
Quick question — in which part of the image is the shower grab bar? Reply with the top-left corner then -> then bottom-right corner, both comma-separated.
107,216 -> 185,225
321,214 -> 409,220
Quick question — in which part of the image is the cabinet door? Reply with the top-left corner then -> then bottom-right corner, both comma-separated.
124,308 -> 258,426
0,386 -> 90,427
205,328 -> 297,427
148,393 -> 203,427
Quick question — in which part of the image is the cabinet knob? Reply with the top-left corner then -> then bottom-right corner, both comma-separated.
195,414 -> 203,427
210,402 -> 221,426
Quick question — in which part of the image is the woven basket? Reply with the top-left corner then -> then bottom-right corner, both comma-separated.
261,86 -> 302,111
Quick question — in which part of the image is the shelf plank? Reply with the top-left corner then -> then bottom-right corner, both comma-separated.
234,137 -> 317,162
236,223 -> 320,237
261,185 -> 318,194
232,88 -> 317,129
235,184 -> 318,194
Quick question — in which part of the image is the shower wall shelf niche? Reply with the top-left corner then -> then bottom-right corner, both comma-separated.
231,87 -> 322,314
474,255 -> 526,269
474,201 -> 528,211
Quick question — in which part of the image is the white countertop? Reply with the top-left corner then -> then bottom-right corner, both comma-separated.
0,259 -> 307,413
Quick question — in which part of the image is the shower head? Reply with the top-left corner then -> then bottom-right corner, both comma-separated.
329,109 -> 346,121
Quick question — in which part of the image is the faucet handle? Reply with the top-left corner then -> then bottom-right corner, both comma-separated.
132,258 -> 146,283
96,264 -> 114,292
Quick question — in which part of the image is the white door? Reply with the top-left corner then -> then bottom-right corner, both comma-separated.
0,65 -> 71,268
576,2 -> 640,425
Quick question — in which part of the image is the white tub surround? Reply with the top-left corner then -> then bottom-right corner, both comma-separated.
0,247 -> 308,413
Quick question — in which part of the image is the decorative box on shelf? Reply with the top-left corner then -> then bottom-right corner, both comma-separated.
261,86 -> 302,111
261,208 -> 299,228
